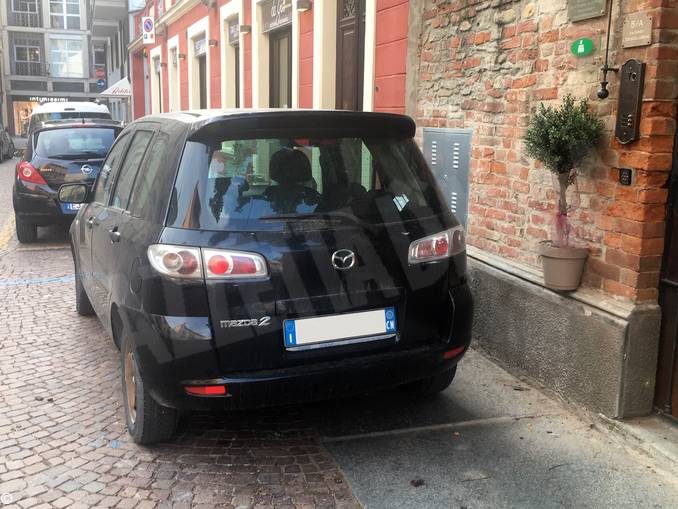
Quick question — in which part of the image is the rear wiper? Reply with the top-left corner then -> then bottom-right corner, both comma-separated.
259,212 -> 349,221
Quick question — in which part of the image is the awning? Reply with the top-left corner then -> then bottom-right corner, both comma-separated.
99,77 -> 131,97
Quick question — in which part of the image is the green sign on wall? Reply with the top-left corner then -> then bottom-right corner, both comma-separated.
571,38 -> 594,57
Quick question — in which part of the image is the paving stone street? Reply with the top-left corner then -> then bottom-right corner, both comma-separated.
0,156 -> 677,509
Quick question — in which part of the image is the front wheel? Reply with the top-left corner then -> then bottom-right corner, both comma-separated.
121,334 -> 178,444
404,366 -> 457,396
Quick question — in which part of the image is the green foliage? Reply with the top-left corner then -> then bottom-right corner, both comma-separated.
523,95 -> 604,176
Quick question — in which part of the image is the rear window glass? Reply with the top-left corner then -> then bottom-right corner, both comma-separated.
34,128 -> 118,159
167,136 -> 446,230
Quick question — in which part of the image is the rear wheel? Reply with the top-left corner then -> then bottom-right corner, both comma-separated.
405,366 -> 457,396
15,219 -> 37,243
121,333 -> 178,444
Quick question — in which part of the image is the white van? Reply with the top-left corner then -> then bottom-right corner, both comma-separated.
27,101 -> 111,135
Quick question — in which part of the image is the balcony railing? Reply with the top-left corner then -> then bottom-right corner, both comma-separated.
8,11 -> 41,28
10,61 -> 50,77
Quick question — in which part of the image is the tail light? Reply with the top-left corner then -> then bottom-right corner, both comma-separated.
185,385 -> 228,396
147,245 -> 203,279
408,226 -> 466,264
202,248 -> 267,279
16,162 -> 47,185
147,245 -> 268,279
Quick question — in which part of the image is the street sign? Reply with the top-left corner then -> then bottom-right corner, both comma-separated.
142,16 -> 155,45
568,0 -> 606,22
96,79 -> 106,89
571,38 -> 594,57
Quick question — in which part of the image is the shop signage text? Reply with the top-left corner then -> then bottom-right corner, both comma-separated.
228,18 -> 240,46
262,0 -> 292,33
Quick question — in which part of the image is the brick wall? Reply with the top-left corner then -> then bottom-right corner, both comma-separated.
414,0 -> 678,302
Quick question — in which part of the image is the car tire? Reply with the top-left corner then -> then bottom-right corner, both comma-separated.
121,333 -> 178,445
405,366 -> 457,396
74,269 -> 95,316
15,219 -> 37,243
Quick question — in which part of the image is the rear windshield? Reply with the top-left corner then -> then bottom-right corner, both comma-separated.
167,136 -> 447,230
34,127 -> 118,159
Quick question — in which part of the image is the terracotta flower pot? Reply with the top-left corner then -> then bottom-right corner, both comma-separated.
537,242 -> 589,291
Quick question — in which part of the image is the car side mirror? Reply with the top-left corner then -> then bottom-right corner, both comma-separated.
58,183 -> 90,204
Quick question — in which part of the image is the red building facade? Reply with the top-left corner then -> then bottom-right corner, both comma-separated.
128,0 -> 410,118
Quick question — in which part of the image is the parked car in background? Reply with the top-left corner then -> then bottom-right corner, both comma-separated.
59,110 -> 473,444
13,119 -> 122,242
0,125 -> 15,161
27,101 -> 112,136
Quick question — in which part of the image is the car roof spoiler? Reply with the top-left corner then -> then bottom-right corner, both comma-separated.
36,118 -> 124,131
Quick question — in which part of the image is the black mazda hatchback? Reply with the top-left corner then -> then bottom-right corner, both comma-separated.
59,110 -> 473,444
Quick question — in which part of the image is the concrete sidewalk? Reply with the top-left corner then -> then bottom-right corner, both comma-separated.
306,350 -> 678,508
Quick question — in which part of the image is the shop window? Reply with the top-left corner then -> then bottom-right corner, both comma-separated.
49,0 -> 79,29
50,38 -> 83,78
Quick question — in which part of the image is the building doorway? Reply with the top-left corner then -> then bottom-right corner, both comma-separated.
336,0 -> 365,111
269,27 -> 292,108
198,54 -> 207,108
654,128 -> 678,420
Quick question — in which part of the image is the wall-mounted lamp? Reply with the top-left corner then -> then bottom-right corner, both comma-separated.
297,0 -> 312,12
208,39 -> 219,47
239,24 -> 251,34
142,49 -> 148,57
178,53 -> 187,60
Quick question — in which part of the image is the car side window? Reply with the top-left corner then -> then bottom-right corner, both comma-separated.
93,132 -> 129,205
128,131 -> 169,220
110,130 -> 154,211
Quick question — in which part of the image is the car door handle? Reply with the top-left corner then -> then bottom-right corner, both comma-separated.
109,227 -> 121,244
86,217 -> 97,229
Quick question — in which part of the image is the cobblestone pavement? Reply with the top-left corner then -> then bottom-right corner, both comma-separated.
0,158 -> 359,509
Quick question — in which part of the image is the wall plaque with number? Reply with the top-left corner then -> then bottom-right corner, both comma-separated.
622,13 -> 652,48
568,0 -> 606,22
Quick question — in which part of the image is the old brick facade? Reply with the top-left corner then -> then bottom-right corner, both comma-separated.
410,0 -> 678,303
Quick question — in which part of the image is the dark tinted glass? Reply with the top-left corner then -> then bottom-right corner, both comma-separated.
93,132 -> 129,204
167,136 -> 445,230
110,130 -> 153,210
128,131 -> 169,220
34,127 -> 117,159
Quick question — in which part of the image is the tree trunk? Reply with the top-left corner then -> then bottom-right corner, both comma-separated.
555,171 -> 571,247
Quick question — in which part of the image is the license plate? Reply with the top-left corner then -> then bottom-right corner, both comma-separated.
66,203 -> 82,211
284,307 -> 397,349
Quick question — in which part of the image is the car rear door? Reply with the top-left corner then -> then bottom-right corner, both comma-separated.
77,131 -> 131,306
163,133 -> 457,374
90,128 -> 154,320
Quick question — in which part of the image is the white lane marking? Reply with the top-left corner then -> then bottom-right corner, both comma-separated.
321,413 -> 560,443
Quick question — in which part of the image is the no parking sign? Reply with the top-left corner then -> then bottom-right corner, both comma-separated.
142,16 -> 155,44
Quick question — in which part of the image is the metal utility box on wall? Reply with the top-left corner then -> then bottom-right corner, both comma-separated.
422,128 -> 472,227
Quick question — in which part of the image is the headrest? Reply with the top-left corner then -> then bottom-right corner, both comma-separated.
269,148 -> 312,185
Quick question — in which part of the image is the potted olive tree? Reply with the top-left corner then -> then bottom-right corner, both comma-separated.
523,95 -> 604,291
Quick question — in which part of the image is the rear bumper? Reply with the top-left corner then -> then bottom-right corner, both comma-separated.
126,282 -> 473,411
13,184 -> 75,225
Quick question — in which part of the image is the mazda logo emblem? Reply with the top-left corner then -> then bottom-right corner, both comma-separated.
331,249 -> 356,271
80,164 -> 94,175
